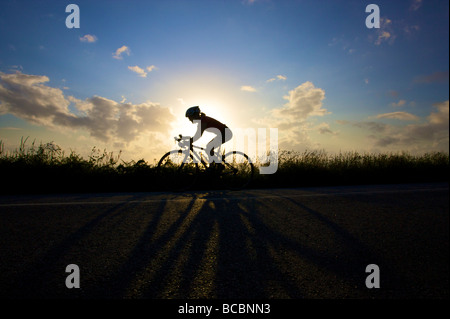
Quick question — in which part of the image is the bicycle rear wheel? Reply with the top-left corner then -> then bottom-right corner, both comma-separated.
157,150 -> 199,191
221,151 -> 254,190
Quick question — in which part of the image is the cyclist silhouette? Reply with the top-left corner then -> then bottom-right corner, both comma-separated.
185,106 -> 232,166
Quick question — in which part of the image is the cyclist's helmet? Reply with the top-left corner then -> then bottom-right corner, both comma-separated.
185,106 -> 201,118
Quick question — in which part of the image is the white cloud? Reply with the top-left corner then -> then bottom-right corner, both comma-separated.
256,81 -> 329,149
79,34 -> 97,43
0,72 -> 175,144
277,81 -> 329,121
128,66 -> 147,78
128,65 -> 157,78
373,102 -> 449,151
340,101 -> 449,153
267,75 -> 287,82
376,111 -> 419,121
317,122 -> 337,135
240,85 -> 257,92
0,72 -> 71,127
113,45 -> 130,59
428,100 -> 449,124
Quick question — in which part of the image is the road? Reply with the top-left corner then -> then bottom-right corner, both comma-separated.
0,183 -> 448,299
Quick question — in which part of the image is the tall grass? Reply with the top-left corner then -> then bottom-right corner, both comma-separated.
0,138 -> 448,194
253,149 -> 449,188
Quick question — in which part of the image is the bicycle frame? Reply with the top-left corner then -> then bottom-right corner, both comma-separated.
176,137 -> 225,169
158,136 -> 254,191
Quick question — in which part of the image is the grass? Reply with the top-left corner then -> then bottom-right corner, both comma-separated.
0,138 -> 448,194
253,149 -> 449,188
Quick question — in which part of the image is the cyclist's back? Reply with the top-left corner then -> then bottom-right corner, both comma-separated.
193,113 -> 228,141
185,106 -> 232,163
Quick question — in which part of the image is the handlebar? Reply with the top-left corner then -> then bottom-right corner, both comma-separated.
174,134 -> 183,142
175,134 -> 191,149
174,135 -> 205,151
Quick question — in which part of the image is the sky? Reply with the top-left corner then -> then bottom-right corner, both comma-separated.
0,0 -> 448,163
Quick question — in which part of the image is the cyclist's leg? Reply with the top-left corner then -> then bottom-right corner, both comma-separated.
223,127 -> 233,144
206,135 -> 222,165
206,128 -> 232,165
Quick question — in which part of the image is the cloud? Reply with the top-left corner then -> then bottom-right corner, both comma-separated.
276,81 -> 329,122
256,81 -> 329,149
356,121 -> 389,133
376,112 -> 419,121
340,101 -> 449,152
391,100 -> 407,107
414,71 -> 449,84
267,75 -> 287,83
388,90 -> 399,98
240,85 -> 257,92
410,0 -> 423,11
370,13 -> 421,46
113,45 -> 130,59
428,100 -> 449,124
375,31 -> 393,45
403,24 -> 420,36
128,65 -> 157,78
373,101 -> 448,150
328,36 -> 355,54
317,122 -> 337,135
0,72 -> 175,144
128,66 -> 147,77
374,18 -> 396,45
79,34 -> 97,43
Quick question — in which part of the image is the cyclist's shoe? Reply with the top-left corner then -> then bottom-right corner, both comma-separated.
216,163 -> 225,172
205,163 -> 214,174
206,162 -> 223,175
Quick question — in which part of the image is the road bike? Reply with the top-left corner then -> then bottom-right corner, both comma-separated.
157,135 -> 254,191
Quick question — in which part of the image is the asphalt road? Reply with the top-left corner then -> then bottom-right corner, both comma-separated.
0,183 -> 448,299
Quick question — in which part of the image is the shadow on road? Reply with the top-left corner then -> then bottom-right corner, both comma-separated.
1,187 -> 448,298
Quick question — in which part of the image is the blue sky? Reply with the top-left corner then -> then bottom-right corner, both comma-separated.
0,0 -> 448,161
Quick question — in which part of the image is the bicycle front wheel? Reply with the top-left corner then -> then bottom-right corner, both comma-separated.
221,151 -> 254,190
157,150 -> 199,191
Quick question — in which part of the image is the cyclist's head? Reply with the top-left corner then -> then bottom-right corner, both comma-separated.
186,106 -> 201,122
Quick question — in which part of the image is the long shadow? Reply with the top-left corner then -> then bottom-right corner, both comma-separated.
3,188 -> 418,298
138,190 -> 411,298
138,191 -> 307,298
100,191 -> 362,298
270,194 -> 414,296
139,196 -> 217,298
106,194 -> 204,298
3,198 -> 142,298
211,195 -> 305,298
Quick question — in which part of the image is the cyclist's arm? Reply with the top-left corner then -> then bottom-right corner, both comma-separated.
191,119 -> 203,143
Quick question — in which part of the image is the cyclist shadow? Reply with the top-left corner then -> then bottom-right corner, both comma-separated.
108,189 -> 404,298
131,191 -> 306,298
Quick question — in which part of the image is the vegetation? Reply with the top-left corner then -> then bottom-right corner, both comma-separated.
1,138 -> 448,194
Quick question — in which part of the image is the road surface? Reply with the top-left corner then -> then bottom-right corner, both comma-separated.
0,183 -> 448,299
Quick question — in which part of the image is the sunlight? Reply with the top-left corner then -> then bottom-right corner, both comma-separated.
168,95 -> 238,147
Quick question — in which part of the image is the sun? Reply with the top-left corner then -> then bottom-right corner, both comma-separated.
195,99 -> 229,124
170,97 -> 234,136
